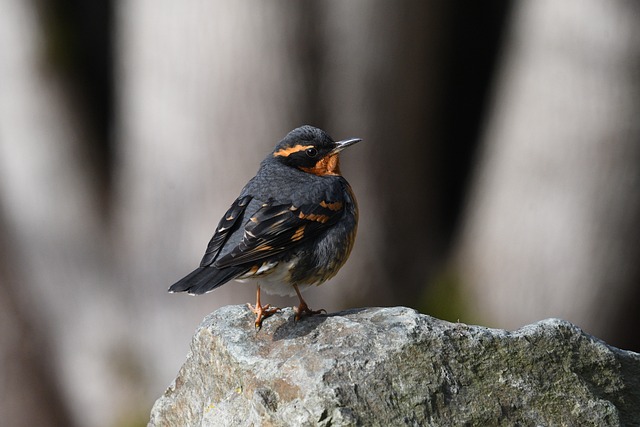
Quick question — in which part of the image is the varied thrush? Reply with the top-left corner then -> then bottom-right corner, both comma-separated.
170,125 -> 361,328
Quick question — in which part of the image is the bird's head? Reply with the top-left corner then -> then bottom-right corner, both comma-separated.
271,125 -> 361,176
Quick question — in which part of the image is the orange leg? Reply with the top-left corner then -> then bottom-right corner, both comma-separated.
293,284 -> 326,321
247,285 -> 280,329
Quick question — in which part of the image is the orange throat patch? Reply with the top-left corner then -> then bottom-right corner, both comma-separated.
300,153 -> 341,176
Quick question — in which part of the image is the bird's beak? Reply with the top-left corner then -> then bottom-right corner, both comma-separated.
331,137 -> 362,154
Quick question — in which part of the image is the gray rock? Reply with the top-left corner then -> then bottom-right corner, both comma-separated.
149,306 -> 640,426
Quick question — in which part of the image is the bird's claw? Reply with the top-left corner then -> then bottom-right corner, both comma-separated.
294,302 -> 326,322
247,302 -> 281,329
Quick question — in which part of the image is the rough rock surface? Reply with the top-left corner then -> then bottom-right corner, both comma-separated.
149,305 -> 640,426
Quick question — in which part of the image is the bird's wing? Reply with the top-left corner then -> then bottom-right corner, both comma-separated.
213,199 -> 345,268
199,195 -> 252,267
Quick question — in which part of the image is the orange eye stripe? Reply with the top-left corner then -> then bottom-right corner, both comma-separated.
273,144 -> 314,157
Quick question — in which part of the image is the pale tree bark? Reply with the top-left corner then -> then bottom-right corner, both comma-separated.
0,203 -> 75,427
456,0 -> 640,350
0,1 -> 122,426
114,0 -> 335,417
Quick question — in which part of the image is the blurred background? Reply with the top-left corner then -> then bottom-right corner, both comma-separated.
1,0 -> 639,426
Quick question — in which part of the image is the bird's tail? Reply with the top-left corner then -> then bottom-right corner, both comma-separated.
169,266 -> 246,295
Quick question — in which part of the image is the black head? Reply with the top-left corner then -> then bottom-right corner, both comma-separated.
271,125 -> 361,176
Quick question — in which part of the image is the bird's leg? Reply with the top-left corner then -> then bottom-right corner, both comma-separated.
247,285 -> 280,329
293,284 -> 326,321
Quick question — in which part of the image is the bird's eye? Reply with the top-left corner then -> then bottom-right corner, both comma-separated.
305,147 -> 318,157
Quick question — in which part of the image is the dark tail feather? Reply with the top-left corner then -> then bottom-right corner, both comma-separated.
169,266 -> 246,295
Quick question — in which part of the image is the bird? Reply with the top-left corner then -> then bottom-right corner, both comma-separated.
169,125 -> 361,328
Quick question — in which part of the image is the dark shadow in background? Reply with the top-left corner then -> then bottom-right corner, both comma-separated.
36,0 -> 114,213
438,1 -> 513,251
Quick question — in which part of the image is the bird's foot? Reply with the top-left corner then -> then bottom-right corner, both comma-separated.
294,301 -> 327,322
247,302 -> 281,329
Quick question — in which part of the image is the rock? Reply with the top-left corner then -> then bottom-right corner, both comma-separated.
149,306 -> 640,426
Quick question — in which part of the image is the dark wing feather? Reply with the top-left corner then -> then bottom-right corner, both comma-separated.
169,265 -> 248,294
213,200 -> 344,268
199,195 -> 252,267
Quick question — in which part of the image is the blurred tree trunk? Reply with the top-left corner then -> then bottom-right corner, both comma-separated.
0,204 -> 75,427
321,1 -> 447,307
456,0 -> 640,350
0,1 -> 119,426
